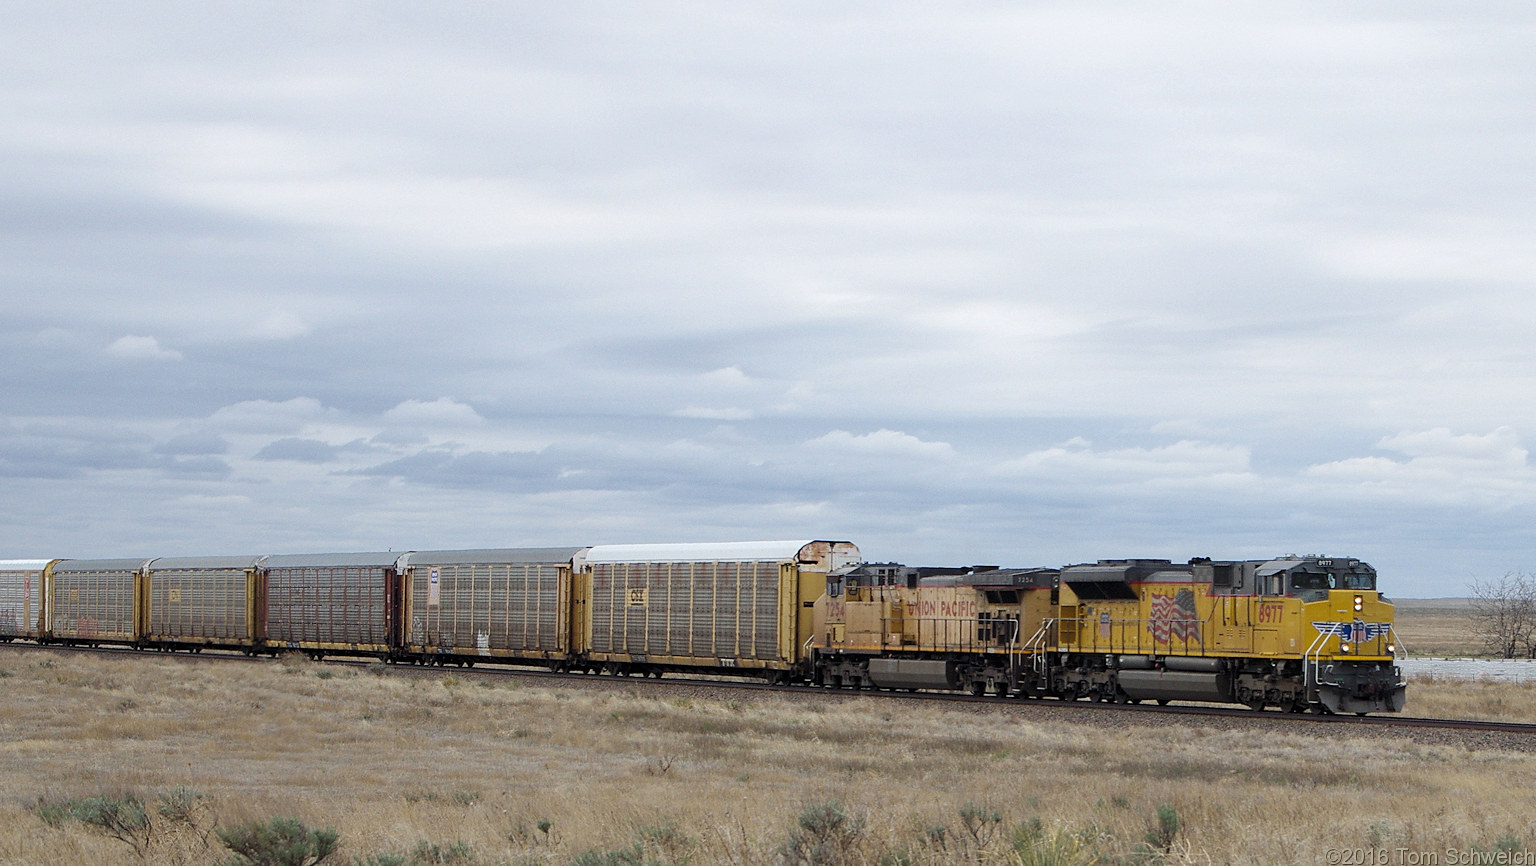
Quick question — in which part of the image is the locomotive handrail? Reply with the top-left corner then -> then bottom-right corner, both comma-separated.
1023,618 -> 1055,681
1007,613 -> 1022,680
1303,628 -> 1330,697
1387,626 -> 1408,684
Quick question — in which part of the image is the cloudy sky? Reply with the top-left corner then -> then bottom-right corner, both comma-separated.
3,4 -> 1534,596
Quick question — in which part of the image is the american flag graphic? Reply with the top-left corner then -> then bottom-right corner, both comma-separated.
1148,588 -> 1202,645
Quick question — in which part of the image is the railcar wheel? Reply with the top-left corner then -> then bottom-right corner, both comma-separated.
1156,698 -> 1171,706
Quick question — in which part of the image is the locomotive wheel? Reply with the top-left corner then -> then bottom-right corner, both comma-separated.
1246,698 -> 1265,711
969,681 -> 986,697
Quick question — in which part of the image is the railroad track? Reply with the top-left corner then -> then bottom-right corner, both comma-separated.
6,641 -> 1533,737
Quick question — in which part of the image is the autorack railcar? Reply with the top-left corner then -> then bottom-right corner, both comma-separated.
580,540 -> 861,680
0,559 -> 51,641
399,547 -> 584,667
49,558 -> 152,646
143,555 -> 265,651
262,552 -> 406,657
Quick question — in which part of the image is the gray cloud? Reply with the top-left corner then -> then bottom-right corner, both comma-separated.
254,438 -> 343,463
1,5 -> 1534,593
156,431 -> 230,456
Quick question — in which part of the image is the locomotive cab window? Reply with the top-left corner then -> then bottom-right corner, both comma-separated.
1341,572 -> 1375,590
1290,573 -> 1335,591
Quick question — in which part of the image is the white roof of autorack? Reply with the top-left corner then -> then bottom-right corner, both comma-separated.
585,540 -> 838,564
0,559 -> 53,570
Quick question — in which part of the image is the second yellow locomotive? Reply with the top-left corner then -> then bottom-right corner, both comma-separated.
811,555 -> 1405,715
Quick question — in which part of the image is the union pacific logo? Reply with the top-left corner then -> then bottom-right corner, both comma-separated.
1312,620 -> 1390,640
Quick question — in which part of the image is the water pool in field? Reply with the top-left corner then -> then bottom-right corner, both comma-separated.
1400,657 -> 1536,682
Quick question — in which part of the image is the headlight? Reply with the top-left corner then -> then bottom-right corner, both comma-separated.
1353,595 -> 1364,612
1339,642 -> 1352,653
1387,643 -> 1396,654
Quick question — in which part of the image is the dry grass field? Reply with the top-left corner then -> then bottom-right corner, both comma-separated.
2,648 -> 1534,866
1391,599 -> 1481,657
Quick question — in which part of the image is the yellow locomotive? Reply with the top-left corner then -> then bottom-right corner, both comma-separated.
811,555 -> 1405,715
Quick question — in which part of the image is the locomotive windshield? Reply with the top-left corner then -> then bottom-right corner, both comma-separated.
1290,573 -> 1335,591
1289,570 -> 1375,593
1340,571 -> 1374,590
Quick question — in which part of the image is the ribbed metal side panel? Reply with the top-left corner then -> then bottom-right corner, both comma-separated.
409,562 -> 566,653
51,567 -> 137,641
590,560 -> 783,661
266,566 -> 389,646
0,567 -> 42,638
148,567 -> 251,642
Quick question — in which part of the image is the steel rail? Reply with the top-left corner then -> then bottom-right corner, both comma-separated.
4,641 -> 1533,736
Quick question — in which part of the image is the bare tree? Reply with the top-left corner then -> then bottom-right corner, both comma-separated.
1468,572 -> 1536,659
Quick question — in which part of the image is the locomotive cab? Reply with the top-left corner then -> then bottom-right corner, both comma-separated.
1252,557 -> 1405,714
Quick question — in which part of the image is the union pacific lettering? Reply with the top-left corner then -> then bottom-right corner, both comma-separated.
906,599 -> 979,619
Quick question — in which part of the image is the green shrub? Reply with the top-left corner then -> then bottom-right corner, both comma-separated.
353,839 -> 475,866
1144,804 -> 1179,852
156,786 -> 208,822
1011,825 -> 1098,866
31,786 -> 215,861
217,816 -> 339,866
32,797 -> 74,829
409,840 -> 474,865
959,801 -> 1003,848
33,793 -> 152,852
781,801 -> 864,866
568,844 -> 649,866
